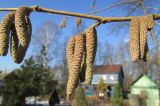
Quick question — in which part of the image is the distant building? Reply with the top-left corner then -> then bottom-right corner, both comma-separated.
92,64 -> 124,87
129,74 -> 159,106
83,64 -> 124,97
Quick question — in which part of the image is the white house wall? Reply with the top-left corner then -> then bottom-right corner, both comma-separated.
92,74 -> 118,84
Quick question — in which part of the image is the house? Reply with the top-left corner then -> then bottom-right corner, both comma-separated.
92,64 -> 124,87
129,74 -> 159,106
83,64 -> 124,96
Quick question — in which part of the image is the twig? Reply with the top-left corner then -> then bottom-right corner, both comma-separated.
155,22 -> 160,26
87,0 -> 140,14
140,2 -> 159,49
147,7 -> 160,11
0,6 -> 160,24
91,0 -> 97,9
106,2 -> 141,36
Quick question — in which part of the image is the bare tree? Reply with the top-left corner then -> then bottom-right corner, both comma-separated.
33,20 -> 62,68
88,0 -> 160,82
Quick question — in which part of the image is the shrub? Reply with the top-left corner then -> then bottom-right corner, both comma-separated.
111,85 -> 123,106
75,87 -> 87,106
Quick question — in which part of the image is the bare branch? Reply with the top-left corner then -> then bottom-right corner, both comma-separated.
140,2 -> 159,49
155,22 -> 160,26
87,0 -> 140,14
91,0 -> 97,9
147,7 -> 160,11
106,2 -> 140,36
1,6 -> 160,24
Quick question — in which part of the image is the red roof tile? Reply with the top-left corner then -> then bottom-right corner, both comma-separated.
94,64 -> 123,74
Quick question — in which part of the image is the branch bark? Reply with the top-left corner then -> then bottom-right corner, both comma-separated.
0,6 -> 160,24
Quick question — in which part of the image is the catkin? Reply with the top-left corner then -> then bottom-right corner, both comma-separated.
10,16 -> 32,63
85,27 -> 97,85
147,15 -> 154,30
17,16 -> 32,63
66,36 -> 75,69
75,17 -> 81,27
66,33 -> 84,100
15,6 -> 32,48
10,25 -> 19,63
129,17 -> 140,62
79,51 -> 86,82
0,12 -> 15,56
66,35 -> 86,83
139,16 -> 148,61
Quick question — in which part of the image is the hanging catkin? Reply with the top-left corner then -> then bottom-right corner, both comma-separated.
66,36 -> 75,69
139,16 -> 148,61
66,33 -> 84,100
66,35 -> 86,83
129,17 -> 140,62
0,12 -> 15,56
17,16 -> 32,63
85,27 -> 97,85
10,16 -> 32,63
147,15 -> 154,30
79,51 -> 86,82
10,25 -> 19,62
144,15 -> 154,61
15,6 -> 32,48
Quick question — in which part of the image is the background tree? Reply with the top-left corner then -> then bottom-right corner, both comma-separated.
1,57 -> 39,106
89,0 -> 160,83
33,20 -> 66,68
1,56 -> 55,106
111,85 -> 123,106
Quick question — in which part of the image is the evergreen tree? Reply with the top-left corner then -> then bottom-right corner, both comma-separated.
35,45 -> 54,95
75,87 -> 87,106
1,56 -> 54,106
111,85 -> 123,106
1,57 -> 40,106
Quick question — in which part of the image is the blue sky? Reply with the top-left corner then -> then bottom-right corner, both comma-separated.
0,0 -> 159,71
0,0 -> 118,71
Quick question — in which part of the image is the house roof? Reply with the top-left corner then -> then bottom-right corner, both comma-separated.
94,64 -> 123,74
129,74 -> 158,88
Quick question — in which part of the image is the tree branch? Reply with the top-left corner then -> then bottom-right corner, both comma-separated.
140,2 -> 159,49
147,7 -> 160,11
106,2 -> 141,36
0,6 -> 160,24
87,0 -> 140,14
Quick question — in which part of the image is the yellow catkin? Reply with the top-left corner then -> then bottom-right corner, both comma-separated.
66,36 -> 75,69
79,51 -> 86,82
10,25 -> 19,63
129,17 -> 140,62
15,6 -> 32,48
85,27 -> 97,85
10,16 -> 32,64
66,35 -> 86,83
0,12 -> 15,56
60,18 -> 66,28
75,17 -> 81,27
66,33 -> 84,100
139,16 -> 148,61
147,15 -> 154,30
144,15 -> 154,61
17,16 -> 32,63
